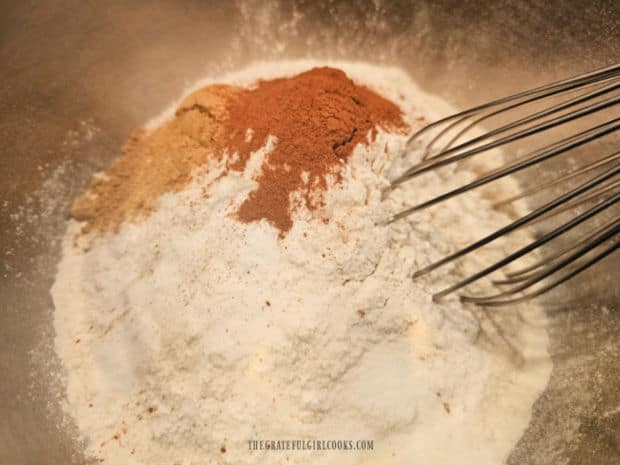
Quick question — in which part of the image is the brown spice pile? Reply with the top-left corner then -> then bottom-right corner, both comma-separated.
71,85 -> 238,234
72,67 -> 409,236
223,67 -> 409,233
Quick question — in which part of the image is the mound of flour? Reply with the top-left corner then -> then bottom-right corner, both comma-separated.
52,61 -> 551,465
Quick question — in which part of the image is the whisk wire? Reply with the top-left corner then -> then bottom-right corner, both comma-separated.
393,100 -> 620,187
389,65 -> 620,304
494,151 -> 620,207
406,63 -> 620,150
391,121 -> 620,221
431,192 -> 620,302
525,178 -> 620,226
425,81 -> 620,162
412,164 -> 620,279
461,222 -> 620,304
462,239 -> 620,307
493,217 -> 620,284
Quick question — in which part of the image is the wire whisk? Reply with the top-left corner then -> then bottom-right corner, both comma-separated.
386,64 -> 620,306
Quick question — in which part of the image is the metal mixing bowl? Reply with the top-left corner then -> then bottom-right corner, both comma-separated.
1,1 -> 619,464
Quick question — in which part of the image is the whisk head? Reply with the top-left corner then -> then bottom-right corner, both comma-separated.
386,64 -> 620,306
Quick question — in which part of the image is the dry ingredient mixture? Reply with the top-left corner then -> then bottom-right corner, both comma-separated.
52,61 -> 551,465
71,67 -> 406,236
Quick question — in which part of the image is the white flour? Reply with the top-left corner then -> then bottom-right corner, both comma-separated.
52,61 -> 551,465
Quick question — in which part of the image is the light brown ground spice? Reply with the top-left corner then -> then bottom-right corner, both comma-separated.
71,67 -> 409,236
71,85 -> 238,234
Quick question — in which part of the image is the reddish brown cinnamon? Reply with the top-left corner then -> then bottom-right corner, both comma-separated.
222,67 -> 409,234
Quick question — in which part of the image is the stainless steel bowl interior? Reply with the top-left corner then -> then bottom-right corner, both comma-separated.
1,1 -> 619,464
